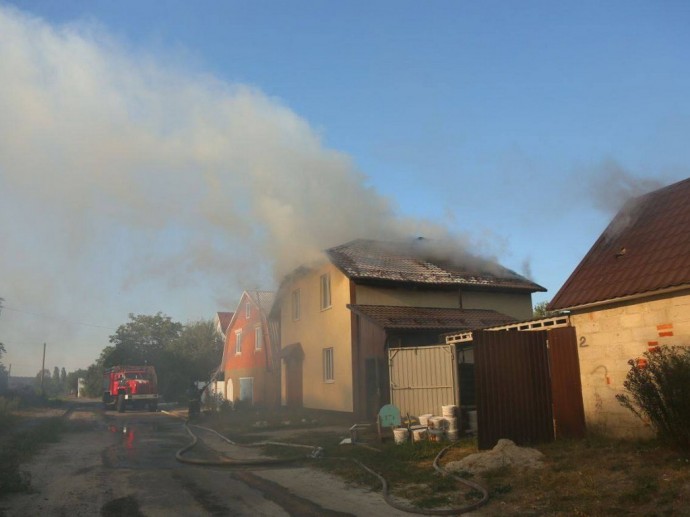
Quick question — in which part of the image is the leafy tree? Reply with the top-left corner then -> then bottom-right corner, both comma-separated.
107,312 -> 183,366
616,346 -> 690,449
533,300 -> 557,318
60,367 -> 67,389
170,320 -> 223,381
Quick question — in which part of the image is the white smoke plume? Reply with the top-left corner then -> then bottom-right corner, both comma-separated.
0,6 -> 457,373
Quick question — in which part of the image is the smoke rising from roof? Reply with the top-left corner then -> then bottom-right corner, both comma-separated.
586,160 -> 665,242
588,160 -> 664,215
0,6 -> 457,373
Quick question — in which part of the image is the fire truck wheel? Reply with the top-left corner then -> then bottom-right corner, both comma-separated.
116,394 -> 126,413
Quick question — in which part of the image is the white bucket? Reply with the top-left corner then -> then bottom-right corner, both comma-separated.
418,414 -> 432,427
428,416 -> 447,430
445,417 -> 458,431
393,427 -> 409,445
446,429 -> 459,442
411,426 -> 428,442
468,410 -> 478,434
428,429 -> 445,442
442,405 -> 457,418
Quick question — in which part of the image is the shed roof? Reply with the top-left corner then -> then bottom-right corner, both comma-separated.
327,239 -> 545,292
549,177 -> 690,310
347,304 -> 516,332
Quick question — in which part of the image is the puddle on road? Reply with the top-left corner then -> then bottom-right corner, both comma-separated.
102,418 -> 188,470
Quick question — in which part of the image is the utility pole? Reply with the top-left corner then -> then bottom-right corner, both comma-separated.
41,342 -> 46,397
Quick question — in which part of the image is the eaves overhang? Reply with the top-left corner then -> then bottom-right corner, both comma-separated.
553,283 -> 690,313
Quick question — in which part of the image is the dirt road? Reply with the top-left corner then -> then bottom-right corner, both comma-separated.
0,402 -> 413,516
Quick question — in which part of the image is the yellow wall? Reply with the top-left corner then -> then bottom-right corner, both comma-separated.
460,291 -> 534,320
355,285 -> 460,307
570,289 -> 690,438
279,262 -> 354,412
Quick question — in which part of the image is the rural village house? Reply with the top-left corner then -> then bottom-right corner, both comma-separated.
221,290 -> 279,407
548,177 -> 690,438
272,238 -> 545,419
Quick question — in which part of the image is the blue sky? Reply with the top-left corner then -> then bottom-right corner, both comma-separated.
1,1 -> 689,375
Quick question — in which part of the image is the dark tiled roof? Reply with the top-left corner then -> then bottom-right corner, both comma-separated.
549,177 -> 690,310
348,304 -> 516,331
216,311 -> 234,334
327,239 -> 545,292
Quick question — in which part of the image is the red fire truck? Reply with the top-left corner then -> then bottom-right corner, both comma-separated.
103,365 -> 158,412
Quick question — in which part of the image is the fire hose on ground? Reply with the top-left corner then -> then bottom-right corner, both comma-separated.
173,417 -> 489,515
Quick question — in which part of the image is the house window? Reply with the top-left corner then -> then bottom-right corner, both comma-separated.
292,289 -> 301,321
245,301 -> 251,319
235,330 -> 242,355
255,325 -> 263,351
320,273 -> 331,310
323,347 -> 334,383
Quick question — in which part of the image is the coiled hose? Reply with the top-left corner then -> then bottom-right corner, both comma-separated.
174,418 -> 490,515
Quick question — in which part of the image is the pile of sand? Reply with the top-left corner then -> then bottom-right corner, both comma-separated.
446,439 -> 545,474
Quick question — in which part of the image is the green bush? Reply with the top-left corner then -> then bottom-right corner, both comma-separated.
616,345 -> 690,448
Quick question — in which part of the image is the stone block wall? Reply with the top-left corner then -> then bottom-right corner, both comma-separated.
570,289 -> 690,438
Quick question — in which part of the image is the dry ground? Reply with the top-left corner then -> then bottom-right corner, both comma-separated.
201,406 -> 690,516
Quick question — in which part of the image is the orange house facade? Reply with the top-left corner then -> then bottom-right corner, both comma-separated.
222,290 -> 279,407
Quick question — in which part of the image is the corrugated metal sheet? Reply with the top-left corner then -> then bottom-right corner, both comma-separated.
388,345 -> 458,418
549,326 -> 586,439
474,330 -> 554,450
550,177 -> 690,310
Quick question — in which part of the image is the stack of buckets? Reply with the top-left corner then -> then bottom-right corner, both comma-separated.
412,405 -> 460,443
442,405 -> 459,441
394,405 -> 460,444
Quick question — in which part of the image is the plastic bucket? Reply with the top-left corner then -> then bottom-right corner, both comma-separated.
418,414 -> 432,427
393,427 -> 409,445
411,426 -> 428,442
445,417 -> 458,431
442,405 -> 457,418
428,429 -> 445,442
446,429 -> 459,442
429,416 -> 447,430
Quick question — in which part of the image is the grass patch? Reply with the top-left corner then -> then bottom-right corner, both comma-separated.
200,406 -> 690,515
0,408 -> 66,498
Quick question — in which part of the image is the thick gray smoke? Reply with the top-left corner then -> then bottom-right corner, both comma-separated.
0,6 -> 456,373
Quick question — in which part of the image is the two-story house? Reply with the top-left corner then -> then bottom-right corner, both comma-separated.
273,238 -> 545,418
221,290 -> 279,407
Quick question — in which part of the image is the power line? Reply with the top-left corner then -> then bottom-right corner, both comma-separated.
1,306 -> 116,331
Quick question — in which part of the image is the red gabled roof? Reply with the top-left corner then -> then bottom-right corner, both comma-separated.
549,177 -> 690,310
327,239 -> 545,293
348,304 -> 516,332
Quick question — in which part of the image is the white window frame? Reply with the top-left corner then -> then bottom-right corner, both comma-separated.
245,301 -> 251,319
255,325 -> 263,351
235,330 -> 242,355
323,347 -> 334,383
292,289 -> 301,321
320,273 -> 331,310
